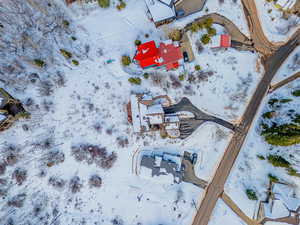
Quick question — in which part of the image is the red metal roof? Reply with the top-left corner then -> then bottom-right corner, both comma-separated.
158,42 -> 183,69
134,41 -> 160,68
220,34 -> 231,48
134,40 -> 182,70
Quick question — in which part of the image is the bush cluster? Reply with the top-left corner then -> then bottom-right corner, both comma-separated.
267,154 -> 290,168
12,168 -> 27,185
60,49 -> 72,59
246,189 -> 258,200
98,0 -> 110,8
262,123 -> 300,146
201,34 -> 211,45
69,176 -> 82,193
116,0 -> 126,10
33,59 -> 45,67
49,176 -> 66,189
128,77 -> 141,85
71,144 -> 117,170
292,89 -> 300,96
121,55 -> 131,66
89,175 -> 102,188
135,39 -> 142,46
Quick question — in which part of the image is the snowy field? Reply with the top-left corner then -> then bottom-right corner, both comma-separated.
255,0 -> 300,42
0,0 -> 282,224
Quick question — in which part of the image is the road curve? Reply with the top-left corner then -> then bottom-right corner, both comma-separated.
240,0 -> 279,56
191,31 -> 300,225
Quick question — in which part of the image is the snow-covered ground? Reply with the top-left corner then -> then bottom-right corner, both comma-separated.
271,46 -> 300,83
255,0 -> 300,42
224,78 -> 300,221
0,0 -> 282,224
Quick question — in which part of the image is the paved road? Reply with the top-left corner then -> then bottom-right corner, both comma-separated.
268,71 -> 300,93
191,29 -> 300,225
241,0 -> 280,56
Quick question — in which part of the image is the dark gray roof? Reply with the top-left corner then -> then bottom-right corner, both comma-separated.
140,153 -> 183,183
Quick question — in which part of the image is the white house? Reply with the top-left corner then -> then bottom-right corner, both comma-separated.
144,0 -> 176,26
127,94 -> 180,137
274,0 -> 296,10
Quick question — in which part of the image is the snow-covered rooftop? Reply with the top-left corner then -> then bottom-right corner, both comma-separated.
144,0 -> 175,22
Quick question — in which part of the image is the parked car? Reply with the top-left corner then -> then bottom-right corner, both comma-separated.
183,51 -> 189,62
191,153 -> 198,165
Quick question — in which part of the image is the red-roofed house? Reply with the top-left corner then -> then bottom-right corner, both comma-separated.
134,40 -> 183,71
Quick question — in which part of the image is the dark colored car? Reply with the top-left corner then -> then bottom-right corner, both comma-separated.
183,51 -> 189,62
191,153 -> 198,165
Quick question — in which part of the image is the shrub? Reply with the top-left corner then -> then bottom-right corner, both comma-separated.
116,136 -> 129,148
195,65 -> 201,71
203,18 -> 213,28
201,34 -> 211,45
121,55 -> 131,66
256,155 -> 265,160
60,49 -> 72,59
128,77 -> 141,85
246,189 -> 257,200
12,168 -> 27,185
262,111 -> 275,119
71,36 -> 77,41
268,174 -> 279,182
98,0 -> 110,8
179,74 -> 185,81
46,150 -> 65,167
190,22 -> 200,32
116,1 -> 126,10
89,175 -> 102,188
101,152 -> 117,169
72,60 -> 79,66
143,73 -> 149,79
262,123 -> 300,146
69,176 -> 82,193
292,89 -> 300,96
268,98 -> 279,106
207,27 -> 216,37
62,20 -> 70,27
287,167 -> 300,177
267,154 -> 290,168
6,153 -> 18,166
135,39 -> 142,46
33,59 -> 45,67
7,193 -> 26,208
49,176 -> 66,189
280,98 -> 292,103
168,29 -> 182,41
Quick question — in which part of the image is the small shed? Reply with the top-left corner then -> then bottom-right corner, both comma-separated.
209,34 -> 231,49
